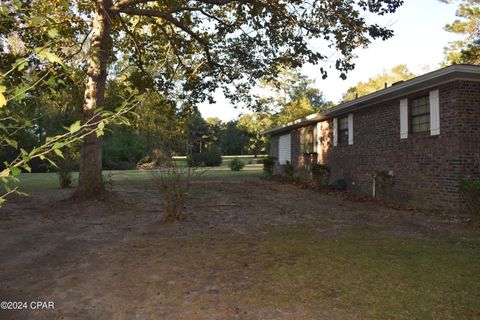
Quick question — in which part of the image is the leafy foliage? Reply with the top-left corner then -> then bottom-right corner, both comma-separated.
55,143 -> 80,188
262,156 -> 276,176
258,68 -> 332,125
310,164 -> 331,186
459,177 -> 480,214
229,157 -> 245,171
442,0 -> 480,65
342,65 -> 416,102
151,157 -> 203,222
283,161 -> 295,178
187,150 -> 222,167
374,170 -> 396,199
237,113 -> 272,156
219,121 -> 250,155
102,128 -> 148,170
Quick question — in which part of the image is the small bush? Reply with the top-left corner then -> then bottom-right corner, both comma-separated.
55,144 -> 80,189
263,156 -> 276,176
152,158 -> 204,222
58,169 -> 73,188
187,150 -> 222,167
283,161 -> 294,178
374,170 -> 395,199
311,164 -> 331,186
459,177 -> 480,215
229,157 -> 245,171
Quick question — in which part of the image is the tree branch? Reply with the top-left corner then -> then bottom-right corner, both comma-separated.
195,0 -> 237,5
118,14 -> 146,72
119,7 -> 215,66
112,0 -> 238,13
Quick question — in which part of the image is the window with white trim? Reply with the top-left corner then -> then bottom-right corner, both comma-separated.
338,116 -> 349,145
410,95 -> 430,133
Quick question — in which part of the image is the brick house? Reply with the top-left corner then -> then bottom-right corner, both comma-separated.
262,64 -> 480,211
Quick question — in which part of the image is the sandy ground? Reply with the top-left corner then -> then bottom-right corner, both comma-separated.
0,177 -> 477,320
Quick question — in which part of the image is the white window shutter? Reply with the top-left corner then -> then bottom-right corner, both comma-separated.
348,113 -> 353,145
400,98 -> 408,139
430,89 -> 440,136
333,118 -> 338,146
316,122 -> 322,153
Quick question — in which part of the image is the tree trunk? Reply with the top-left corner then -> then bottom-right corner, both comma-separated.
74,0 -> 112,199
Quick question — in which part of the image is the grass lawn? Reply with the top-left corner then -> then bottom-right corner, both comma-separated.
12,163 -> 264,192
253,228 -> 480,319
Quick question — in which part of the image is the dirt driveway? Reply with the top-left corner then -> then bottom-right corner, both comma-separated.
0,178 -> 478,320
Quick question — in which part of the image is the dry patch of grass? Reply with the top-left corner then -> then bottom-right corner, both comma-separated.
2,179 -> 480,319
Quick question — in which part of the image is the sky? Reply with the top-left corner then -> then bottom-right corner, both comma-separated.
198,0 -> 462,121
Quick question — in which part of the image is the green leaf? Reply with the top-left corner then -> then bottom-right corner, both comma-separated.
69,120 -> 81,134
12,58 -> 28,71
16,190 -> 28,197
0,92 -> 6,108
54,148 -> 64,159
47,158 -> 57,168
52,142 -> 63,150
13,84 -> 28,101
5,138 -> 18,149
46,76 -> 56,87
34,48 -> 63,65
9,167 -> 21,176
31,16 -> 43,26
96,121 -> 105,137
47,28 -> 59,38
0,168 -> 10,179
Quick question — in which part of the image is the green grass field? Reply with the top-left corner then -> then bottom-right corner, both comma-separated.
12,162 -> 264,192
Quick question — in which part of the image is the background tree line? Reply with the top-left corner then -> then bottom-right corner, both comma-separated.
0,66 -> 330,171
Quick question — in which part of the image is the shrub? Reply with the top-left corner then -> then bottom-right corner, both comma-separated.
102,129 -> 147,170
263,156 -> 276,176
229,157 -> 245,171
187,150 -> 222,167
152,158 -> 204,222
459,177 -> 480,215
311,164 -> 331,186
374,170 -> 395,198
283,161 -> 294,178
58,169 -> 73,188
55,143 -> 80,189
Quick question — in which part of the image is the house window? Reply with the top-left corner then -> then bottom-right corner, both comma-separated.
338,116 -> 349,144
300,126 -> 316,154
410,96 -> 430,133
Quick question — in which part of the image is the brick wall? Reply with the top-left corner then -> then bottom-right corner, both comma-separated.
271,80 -> 480,212
457,81 -> 480,180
